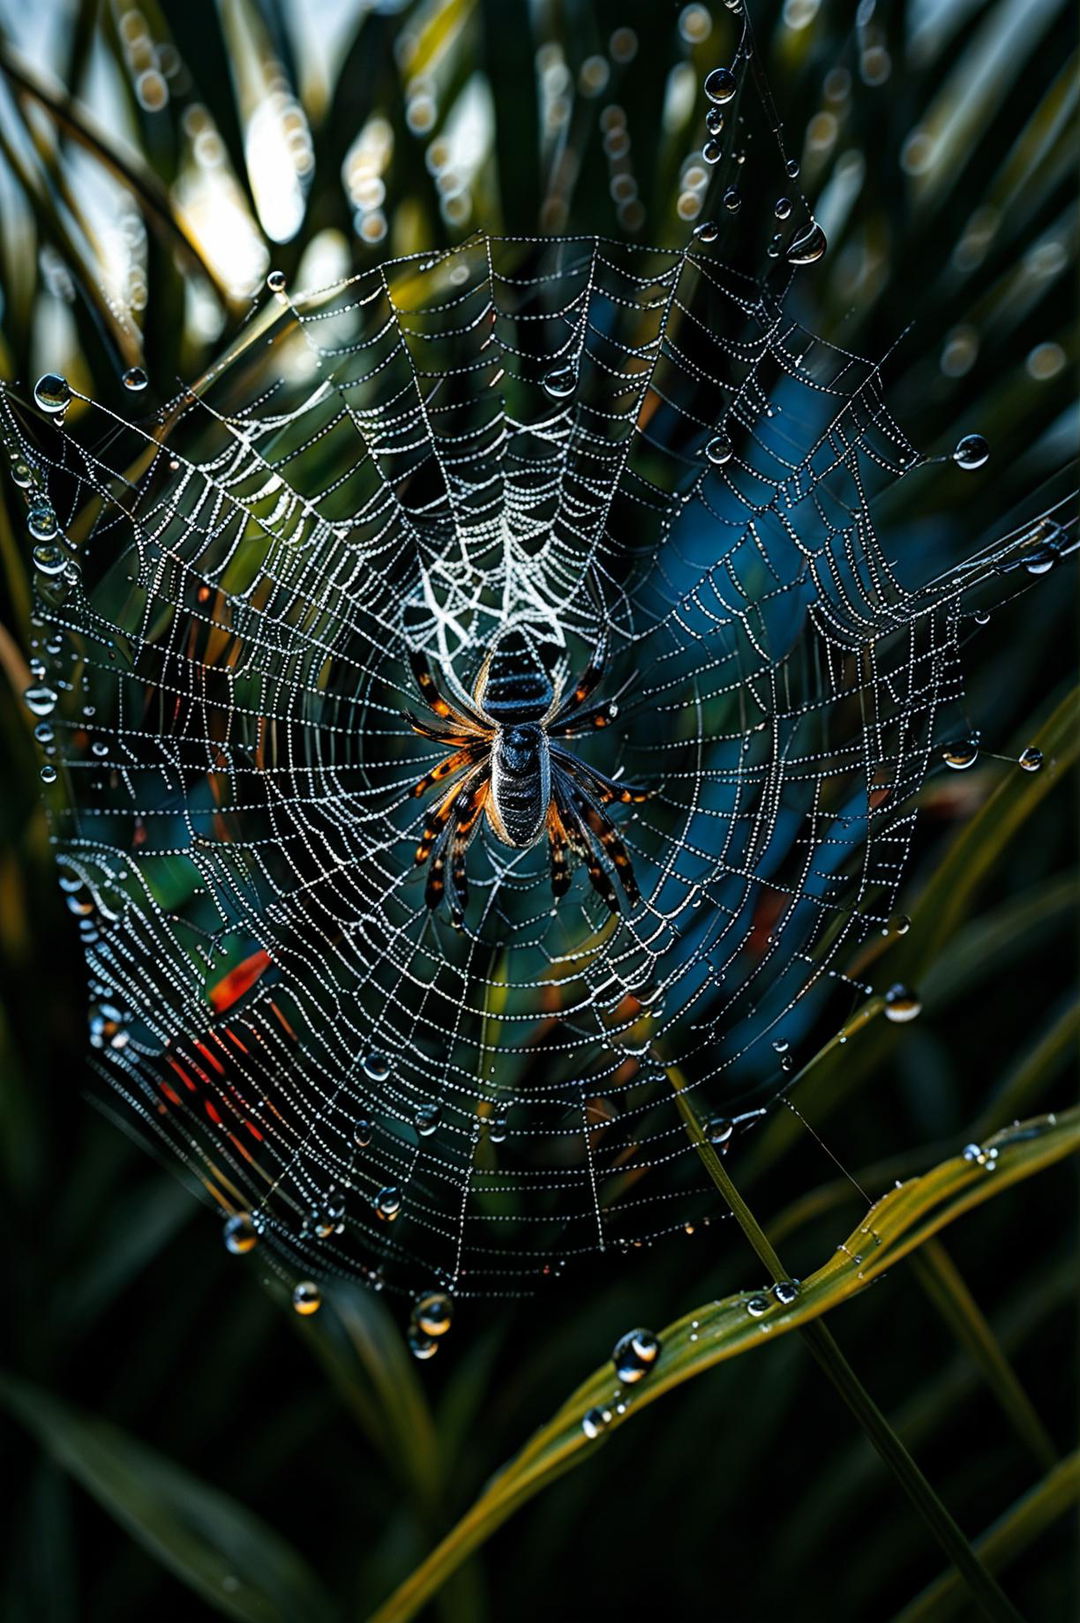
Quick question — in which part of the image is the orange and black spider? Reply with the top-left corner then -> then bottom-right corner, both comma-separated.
406,629 -> 648,924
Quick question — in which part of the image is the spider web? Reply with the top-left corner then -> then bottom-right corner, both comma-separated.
5,38 -> 1073,1303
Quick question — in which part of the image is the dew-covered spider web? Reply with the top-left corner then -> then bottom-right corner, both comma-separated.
4,29 -> 1074,1305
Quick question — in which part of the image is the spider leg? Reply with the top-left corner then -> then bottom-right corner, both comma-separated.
411,743 -> 484,800
549,747 -> 649,806
558,770 -> 641,907
550,636 -> 607,725
446,776 -> 490,923
545,798 -> 573,900
552,775 -> 620,913
408,648 -> 484,729
407,710 -> 476,747
548,696 -> 620,736
415,763 -> 486,866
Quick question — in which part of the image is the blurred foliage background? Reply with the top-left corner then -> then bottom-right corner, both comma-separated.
0,1 -> 1075,1619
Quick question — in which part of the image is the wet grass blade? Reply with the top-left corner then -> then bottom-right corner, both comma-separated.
893,1451 -> 1080,1623
0,1372 -> 336,1623
366,1106 -> 1077,1623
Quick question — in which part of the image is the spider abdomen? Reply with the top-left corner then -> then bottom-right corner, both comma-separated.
488,724 -> 549,848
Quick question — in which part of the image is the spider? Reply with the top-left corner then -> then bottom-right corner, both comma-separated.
406,629 -> 647,924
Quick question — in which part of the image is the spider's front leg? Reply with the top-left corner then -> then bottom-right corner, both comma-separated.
425,773 -> 489,921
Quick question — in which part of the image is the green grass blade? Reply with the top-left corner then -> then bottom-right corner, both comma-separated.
367,1107 -> 1077,1623
893,1451 -> 1080,1623
0,1372 -> 336,1623
908,1238 -> 1058,1471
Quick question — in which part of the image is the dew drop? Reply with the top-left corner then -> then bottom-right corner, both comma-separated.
745,1293 -> 771,1318
408,1326 -> 439,1360
223,1212 -> 258,1254
785,221 -> 828,265
27,504 -> 60,542
292,1280 -> 322,1316
543,365 -> 576,399
415,1101 -> 441,1137
374,1185 -> 402,1221
703,139 -> 723,164
704,67 -> 737,104
34,373 -> 71,414
122,366 -> 148,392
772,1037 -> 790,1054
414,1291 -> 454,1337
24,683 -> 58,718
693,220 -> 719,243
612,1327 -> 661,1383
267,270 -> 288,296
785,157 -> 800,178
362,1047 -> 391,1082
33,722 -> 54,746
705,106 -> 724,135
774,197 -> 793,219
32,544 -> 67,577
953,433 -> 989,471
1023,544 -> 1057,576
705,1114 -> 733,1148
705,433 -> 733,466
772,1279 -> 800,1307
883,983 -> 922,1023
11,461 -> 34,489
722,186 -> 741,212
941,738 -> 979,770
582,1404 -> 613,1439
1017,747 -> 1042,773
353,1116 -> 373,1148
886,913 -> 911,936
40,763 -> 57,784
489,1111 -> 509,1143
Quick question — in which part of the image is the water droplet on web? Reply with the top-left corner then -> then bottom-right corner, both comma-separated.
941,738 -> 979,770
415,1101 -> 441,1136
24,684 -> 58,718
292,1280 -> 322,1316
311,1189 -> 345,1237
883,984 -> 921,1023
34,723 -> 54,746
489,1111 -> 508,1143
543,365 -> 576,399
34,373 -> 71,414
704,67 -> 737,104
772,1037 -> 790,1054
40,763 -> 57,784
772,1279 -> 800,1306
774,197 -> 793,219
785,221 -> 828,265
28,504 -> 60,542
11,461 -> 34,489
705,433 -> 733,466
1017,747 -> 1042,773
705,106 -> 724,135
693,220 -> 719,243
1023,545 -> 1056,576
122,367 -> 148,392
267,270 -> 288,296
32,544 -> 67,577
582,1404 -> 613,1439
722,187 -> 741,212
362,1047 -> 391,1082
408,1326 -> 439,1360
223,1212 -> 258,1254
953,434 -> 989,471
612,1327 -> 661,1382
374,1185 -> 402,1221
414,1290 -> 454,1336
89,1003 -> 128,1049
353,1117 -> 373,1148
703,139 -> 724,164
745,1293 -> 771,1317
786,158 -> 800,178
705,1114 -> 733,1148
884,913 -> 911,937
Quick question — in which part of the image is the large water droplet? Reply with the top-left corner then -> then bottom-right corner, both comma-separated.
40,763 -> 58,784
772,1279 -> 800,1306
785,221 -> 828,265
704,67 -> 737,104
489,1111 -> 508,1144
408,1326 -> 439,1360
353,1117 -> 373,1148
745,1293 -> 771,1318
362,1047 -> 391,1082
705,1114 -> 733,1148
122,367 -> 148,392
292,1280 -> 322,1316
24,683 -> 58,718
267,270 -> 287,296
374,1185 -> 402,1221
883,983 -> 921,1023
415,1101 -> 441,1137
705,433 -> 733,466
722,187 -> 741,212
34,373 -> 71,414
224,1212 -> 258,1254
11,460 -> 34,489
703,139 -> 723,164
1017,746 -> 1042,773
693,220 -> 719,244
612,1327 -> 661,1383
774,197 -> 793,219
32,543 -> 67,576
27,504 -> 60,542
582,1404 -> 613,1439
543,365 -> 576,399
414,1291 -> 454,1337
953,434 -> 989,471
705,106 -> 724,135
941,738 -> 979,770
